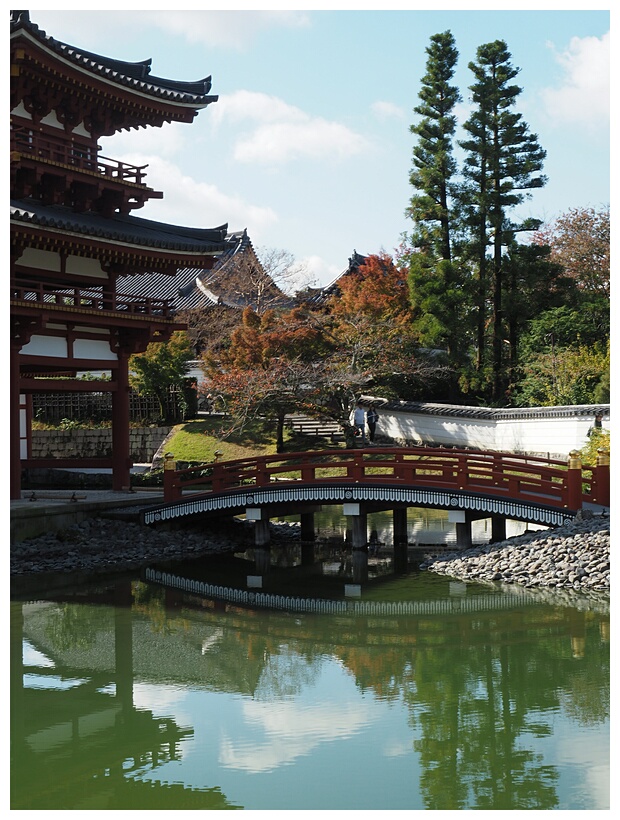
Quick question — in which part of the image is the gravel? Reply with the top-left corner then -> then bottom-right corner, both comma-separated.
420,510 -> 610,594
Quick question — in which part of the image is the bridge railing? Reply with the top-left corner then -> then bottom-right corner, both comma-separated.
163,447 -> 609,511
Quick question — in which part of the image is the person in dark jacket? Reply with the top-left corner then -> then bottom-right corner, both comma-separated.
366,404 -> 379,443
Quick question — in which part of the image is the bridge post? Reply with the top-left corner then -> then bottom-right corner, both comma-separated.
491,515 -> 507,543
163,453 -> 177,502
567,450 -> 583,510
344,503 -> 367,549
300,512 -> 315,542
246,508 -> 270,546
393,508 -> 408,546
352,548 -> 368,583
393,507 -> 409,573
595,448 -> 610,506
449,510 -> 472,549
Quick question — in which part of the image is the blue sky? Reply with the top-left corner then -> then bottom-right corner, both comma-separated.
29,4 -> 610,288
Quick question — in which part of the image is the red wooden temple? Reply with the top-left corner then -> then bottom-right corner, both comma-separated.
10,11 -> 230,498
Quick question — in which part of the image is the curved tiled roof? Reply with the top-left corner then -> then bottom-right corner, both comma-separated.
117,230 -> 295,312
10,10 -> 217,106
11,199 -> 228,254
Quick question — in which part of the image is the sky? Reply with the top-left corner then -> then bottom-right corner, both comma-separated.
24,4 -> 610,289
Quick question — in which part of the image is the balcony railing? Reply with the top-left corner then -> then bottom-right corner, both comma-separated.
12,281 -> 174,318
11,125 -> 149,185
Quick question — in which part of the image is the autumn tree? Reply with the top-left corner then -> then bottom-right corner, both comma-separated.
325,253 -> 449,405
532,206 -> 610,298
180,246 -> 313,356
201,306 -> 328,451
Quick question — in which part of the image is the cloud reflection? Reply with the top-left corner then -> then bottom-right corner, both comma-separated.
220,699 -> 378,772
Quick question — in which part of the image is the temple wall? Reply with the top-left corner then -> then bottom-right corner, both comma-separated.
370,402 -> 609,460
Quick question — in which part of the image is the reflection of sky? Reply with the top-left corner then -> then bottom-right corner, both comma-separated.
130,645 -> 610,812
522,709 -> 610,810
133,654 -> 423,810
23,639 -> 54,667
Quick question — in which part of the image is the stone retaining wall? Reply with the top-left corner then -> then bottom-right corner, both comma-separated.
31,427 -> 173,464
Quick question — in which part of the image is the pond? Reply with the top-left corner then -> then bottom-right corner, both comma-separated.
11,528 -> 609,811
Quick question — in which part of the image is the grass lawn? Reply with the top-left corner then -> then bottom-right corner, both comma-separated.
162,416 -> 344,464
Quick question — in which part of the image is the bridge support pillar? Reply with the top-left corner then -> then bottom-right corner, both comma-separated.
449,510 -> 472,549
300,512 -> 315,542
352,547 -> 369,583
254,548 -> 271,574
393,508 -> 408,545
246,508 -> 270,547
344,503 -> 368,549
491,515 -> 507,543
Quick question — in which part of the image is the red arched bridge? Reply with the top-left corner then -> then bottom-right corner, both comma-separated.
142,447 -> 609,542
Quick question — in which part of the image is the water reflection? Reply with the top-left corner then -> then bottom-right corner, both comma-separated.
11,573 -> 609,811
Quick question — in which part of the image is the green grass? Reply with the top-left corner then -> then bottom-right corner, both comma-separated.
162,416 -> 344,464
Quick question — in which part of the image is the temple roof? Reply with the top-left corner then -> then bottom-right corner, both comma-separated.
11,199 -> 229,255
117,230 -> 295,311
304,250 -> 368,305
10,10 -> 217,108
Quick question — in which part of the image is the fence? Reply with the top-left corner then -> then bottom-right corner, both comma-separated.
31,384 -> 197,425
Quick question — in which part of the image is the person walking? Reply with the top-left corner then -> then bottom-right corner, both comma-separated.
350,402 -> 367,444
366,404 -> 379,443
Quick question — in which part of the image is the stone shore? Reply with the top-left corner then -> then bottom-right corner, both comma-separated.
11,511 -> 610,598
421,511 -> 610,594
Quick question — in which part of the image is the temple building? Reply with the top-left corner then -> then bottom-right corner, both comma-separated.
10,11 -> 234,498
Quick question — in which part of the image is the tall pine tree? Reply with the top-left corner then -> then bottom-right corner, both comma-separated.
460,40 -> 546,401
406,31 -> 468,368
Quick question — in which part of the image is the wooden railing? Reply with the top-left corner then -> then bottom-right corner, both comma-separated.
12,280 -> 174,318
162,447 -> 610,511
11,126 -> 149,185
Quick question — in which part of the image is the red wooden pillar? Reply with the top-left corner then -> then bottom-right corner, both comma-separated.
566,450 -> 583,510
594,448 -> 610,507
10,344 -> 23,499
111,352 -> 132,491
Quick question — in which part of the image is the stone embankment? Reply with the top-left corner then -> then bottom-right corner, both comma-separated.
10,517 -> 252,579
421,511 -> 610,594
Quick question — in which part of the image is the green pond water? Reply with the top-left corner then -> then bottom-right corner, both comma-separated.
11,546 -> 609,811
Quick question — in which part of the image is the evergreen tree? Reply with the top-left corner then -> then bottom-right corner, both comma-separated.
460,40 -> 547,402
406,31 -> 469,370
408,30 -> 460,260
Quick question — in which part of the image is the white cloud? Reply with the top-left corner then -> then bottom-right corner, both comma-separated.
119,154 -> 278,236
149,10 -> 311,50
212,90 -> 371,165
31,10 -> 310,53
301,255 -> 343,288
541,32 -> 610,128
371,100 -> 406,121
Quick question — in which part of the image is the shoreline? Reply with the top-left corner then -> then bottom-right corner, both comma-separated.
11,511 -> 609,599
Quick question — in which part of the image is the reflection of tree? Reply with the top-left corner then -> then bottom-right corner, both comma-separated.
254,652 -> 325,700
45,603 -> 111,650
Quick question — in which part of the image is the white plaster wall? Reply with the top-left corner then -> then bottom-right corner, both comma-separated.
73,339 -> 117,361
21,335 -> 67,357
378,409 -> 608,459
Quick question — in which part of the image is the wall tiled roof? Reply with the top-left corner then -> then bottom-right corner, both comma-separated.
363,397 -> 610,421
